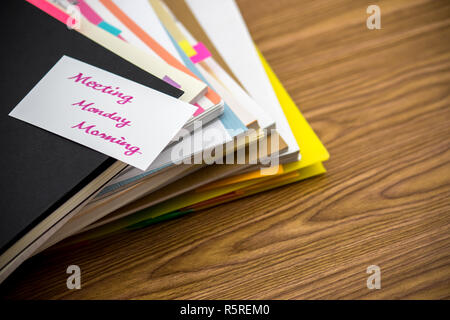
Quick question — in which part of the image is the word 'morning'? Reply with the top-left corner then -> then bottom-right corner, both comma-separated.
71,121 -> 142,156
68,72 -> 134,105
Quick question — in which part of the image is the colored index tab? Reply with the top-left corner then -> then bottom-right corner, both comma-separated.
190,42 -> 212,63
178,39 -> 197,57
98,20 -> 122,36
27,0 -> 73,24
74,0 -> 102,25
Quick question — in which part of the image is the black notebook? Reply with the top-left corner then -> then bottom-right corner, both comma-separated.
0,0 -> 183,282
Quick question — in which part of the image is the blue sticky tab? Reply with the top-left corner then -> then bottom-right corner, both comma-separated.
98,21 -> 122,37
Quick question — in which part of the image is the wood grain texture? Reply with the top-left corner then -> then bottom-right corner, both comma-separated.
1,0 -> 449,299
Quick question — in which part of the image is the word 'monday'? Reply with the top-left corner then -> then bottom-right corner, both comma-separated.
72,100 -> 132,128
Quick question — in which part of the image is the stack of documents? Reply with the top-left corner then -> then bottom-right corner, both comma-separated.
0,0 -> 329,282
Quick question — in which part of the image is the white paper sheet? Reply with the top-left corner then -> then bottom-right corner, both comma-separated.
9,55 -> 196,171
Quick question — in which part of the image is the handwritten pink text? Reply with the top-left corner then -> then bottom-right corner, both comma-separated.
72,100 -> 132,128
71,121 -> 142,156
68,72 -> 134,105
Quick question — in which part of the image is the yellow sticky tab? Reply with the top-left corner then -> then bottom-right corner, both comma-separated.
178,40 -> 197,57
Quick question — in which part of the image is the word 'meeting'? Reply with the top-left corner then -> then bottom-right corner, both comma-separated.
68,72 -> 134,105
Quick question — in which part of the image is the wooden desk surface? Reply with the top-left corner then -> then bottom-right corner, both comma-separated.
1,0 -> 449,299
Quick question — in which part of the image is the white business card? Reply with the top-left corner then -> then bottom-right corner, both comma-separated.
9,55 -> 197,170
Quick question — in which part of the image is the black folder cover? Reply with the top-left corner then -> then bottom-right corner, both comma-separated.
0,1 -> 183,256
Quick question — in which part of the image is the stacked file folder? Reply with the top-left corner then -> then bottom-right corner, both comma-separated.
0,0 -> 329,283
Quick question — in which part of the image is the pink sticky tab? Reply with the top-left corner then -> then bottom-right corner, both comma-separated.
193,103 -> 205,117
76,0 -> 103,25
190,42 -> 212,64
117,34 -> 127,42
27,0 -> 73,25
